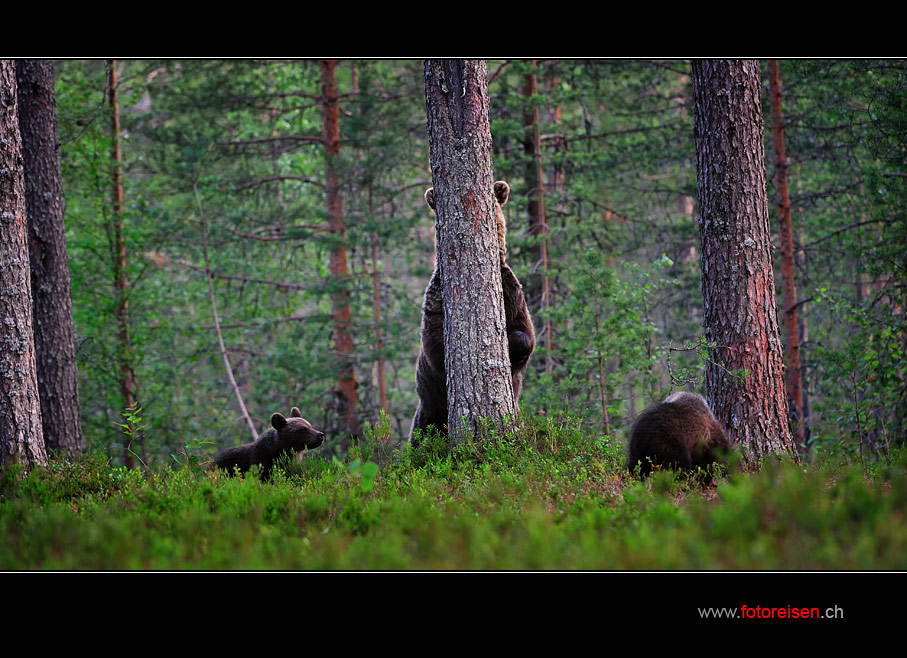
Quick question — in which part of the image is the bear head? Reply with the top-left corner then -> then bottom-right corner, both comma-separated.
423,180 -> 510,264
271,407 -> 326,452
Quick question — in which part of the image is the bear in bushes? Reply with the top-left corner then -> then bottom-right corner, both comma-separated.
626,392 -> 731,477
410,180 -> 535,444
215,407 -> 326,479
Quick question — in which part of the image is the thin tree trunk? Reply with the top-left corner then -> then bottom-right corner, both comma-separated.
522,61 -> 553,374
768,60 -> 805,452
424,59 -> 515,440
320,59 -> 359,441
16,59 -> 82,458
352,65 -> 387,414
0,60 -> 46,470
794,164 -> 812,446
593,316 -> 611,438
194,183 -> 258,442
368,186 -> 388,412
107,59 -> 138,467
691,59 -> 797,464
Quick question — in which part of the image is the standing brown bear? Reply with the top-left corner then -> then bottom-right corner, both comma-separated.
215,407 -> 326,479
626,392 -> 732,477
410,181 -> 535,444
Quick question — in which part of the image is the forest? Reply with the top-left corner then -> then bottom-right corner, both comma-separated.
0,59 -> 904,572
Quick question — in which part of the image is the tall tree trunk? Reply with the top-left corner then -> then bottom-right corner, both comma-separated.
0,60 -> 46,470
423,59 -> 515,439
368,186 -> 388,413
691,59 -> 797,464
768,59 -> 805,452
351,65 -> 388,415
16,59 -> 82,459
320,59 -> 359,441
108,59 -> 138,467
522,60 -> 553,374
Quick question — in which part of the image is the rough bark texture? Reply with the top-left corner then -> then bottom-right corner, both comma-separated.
321,59 -> 359,440
768,60 -> 805,452
108,60 -> 139,467
521,61 -> 553,373
691,59 -> 797,464
424,59 -> 514,439
16,59 -> 82,458
0,60 -> 47,469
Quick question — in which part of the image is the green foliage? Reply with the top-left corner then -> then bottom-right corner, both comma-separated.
772,60 -> 907,454
49,59 -> 903,473
2,421 -> 904,570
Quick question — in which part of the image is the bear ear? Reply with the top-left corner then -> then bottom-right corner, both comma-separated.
423,187 -> 435,210
493,181 -> 510,206
290,407 -> 302,418
271,412 -> 288,430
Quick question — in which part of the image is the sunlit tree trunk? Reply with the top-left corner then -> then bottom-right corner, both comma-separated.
320,59 -> 359,441
16,59 -> 82,459
107,59 -> 139,467
691,59 -> 797,464
768,59 -> 805,452
424,59 -> 514,440
0,60 -> 46,470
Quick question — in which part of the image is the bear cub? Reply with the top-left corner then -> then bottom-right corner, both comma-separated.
410,180 -> 535,444
215,407 -> 326,480
626,392 -> 731,477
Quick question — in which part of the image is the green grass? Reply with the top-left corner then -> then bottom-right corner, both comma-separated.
1,415 -> 904,570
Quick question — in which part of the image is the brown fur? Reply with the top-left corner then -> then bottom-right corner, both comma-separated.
410,181 -> 535,444
626,392 -> 731,477
215,407 -> 326,479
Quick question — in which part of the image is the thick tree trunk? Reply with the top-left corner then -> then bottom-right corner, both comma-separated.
691,59 -> 797,464
320,59 -> 359,440
0,60 -> 47,470
522,61 -> 553,374
768,59 -> 805,452
16,59 -> 82,459
423,59 -> 514,439
108,59 -> 139,467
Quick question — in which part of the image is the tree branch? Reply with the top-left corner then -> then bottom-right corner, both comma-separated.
234,175 -> 324,192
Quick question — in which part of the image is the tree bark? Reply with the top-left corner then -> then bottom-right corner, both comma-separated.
691,59 -> 797,464
16,59 -> 82,459
423,59 -> 514,439
768,60 -> 805,452
108,59 -> 139,467
320,59 -> 359,440
0,60 -> 47,469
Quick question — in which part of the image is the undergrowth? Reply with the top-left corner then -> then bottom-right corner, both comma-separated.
1,413 -> 904,570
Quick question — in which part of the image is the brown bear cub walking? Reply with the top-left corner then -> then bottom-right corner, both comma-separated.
627,392 -> 731,477
410,180 -> 535,444
215,407 -> 326,479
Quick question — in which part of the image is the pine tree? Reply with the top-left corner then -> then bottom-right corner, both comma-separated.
692,59 -> 797,463
423,59 -> 514,439
16,59 -> 83,458
0,60 -> 47,469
